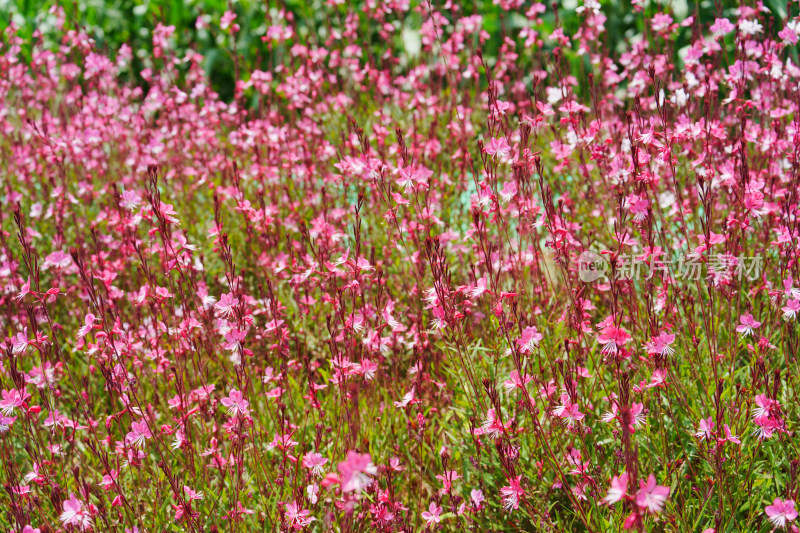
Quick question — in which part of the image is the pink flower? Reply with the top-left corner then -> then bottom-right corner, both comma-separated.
751,394 -> 785,439
10,330 -> 32,355
77,313 -> 97,339
784,276 -> 800,300
500,476 -> 525,511
0,415 -> 17,433
266,433 -> 299,453
650,12 -> 673,33
156,202 -> 181,225
779,24 -> 799,45
766,498 -> 798,529
494,100 -> 511,115
16,276 -> 31,301
119,189 -> 141,210
224,501 -> 254,520
435,470 -> 462,495
284,501 -> 315,530
60,493 -> 92,530
483,137 -> 511,160
429,305 -> 447,331
736,313 -> 761,337
602,402 -> 645,432
302,453 -> 328,476
553,393 -> 584,427
503,370 -> 533,392
359,358 -> 378,380
635,474 -> 670,513
0,388 -> 29,415
99,470 -> 118,490
394,387 -> 420,408
718,424 -> 740,445
264,319 -> 285,333
646,369 -> 669,389
782,299 -> 800,321
220,389 -> 249,416
126,420 -> 152,447
753,415 -> 784,440
710,18 -> 735,36
265,386 -> 283,399
597,325 -> 631,354
604,473 -> 628,505
42,250 -> 73,270
753,394 -> 778,419
215,292 -> 239,318
475,407 -> 512,439
470,489 -> 485,510
516,326 -> 543,354
645,332 -> 676,357
695,417 -> 715,441
183,485 -> 204,501
466,275 -> 490,299
338,451 -> 377,493
421,501 -> 442,528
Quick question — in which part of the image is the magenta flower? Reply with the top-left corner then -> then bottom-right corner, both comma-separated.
475,407 -> 512,440
4,3 -> 800,530
266,432 -> 299,453
421,501 -> 443,528
183,485 -> 204,501
500,475 -> 525,511
338,451 -> 377,493
597,325 -> 632,355
718,424 -> 740,445
215,292 -> 239,318
782,299 -> 800,321
0,388 -> 29,415
16,276 -> 30,301
126,420 -> 152,448
736,313 -> 761,337
220,389 -> 249,416
552,393 -> 585,427
76,313 -> 97,339
302,453 -> 328,477
695,417 -> 715,441
635,474 -> 670,513
471,489 -> 485,510
0,415 -> 18,433
10,331 -> 32,355
284,501 -> 314,530
60,493 -> 92,530
99,470 -> 119,491
766,498 -> 798,529
483,136 -> 511,160
710,18 -> 735,36
503,370 -> 533,392
435,470 -> 462,495
516,326 -> 543,354
394,387 -> 420,408
604,473 -> 628,505
645,331 -> 676,357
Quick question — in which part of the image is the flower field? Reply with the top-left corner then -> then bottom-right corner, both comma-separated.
2,1 -> 800,531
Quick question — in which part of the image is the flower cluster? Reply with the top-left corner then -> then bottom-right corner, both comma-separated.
1,1 -> 800,531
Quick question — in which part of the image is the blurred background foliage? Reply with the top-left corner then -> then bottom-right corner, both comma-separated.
1,0 -> 794,102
